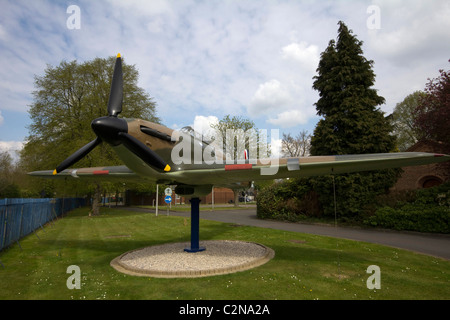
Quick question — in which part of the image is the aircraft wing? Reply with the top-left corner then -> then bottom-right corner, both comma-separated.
165,151 -> 450,199
30,152 -> 449,187
165,152 -> 450,186
28,165 -> 143,182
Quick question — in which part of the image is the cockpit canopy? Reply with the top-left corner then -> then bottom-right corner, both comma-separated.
179,126 -> 213,147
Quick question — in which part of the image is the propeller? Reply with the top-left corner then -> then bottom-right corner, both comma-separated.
107,53 -> 123,117
53,53 -> 171,174
53,137 -> 101,175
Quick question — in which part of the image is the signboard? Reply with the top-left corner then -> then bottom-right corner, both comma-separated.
164,187 -> 172,196
164,195 -> 172,204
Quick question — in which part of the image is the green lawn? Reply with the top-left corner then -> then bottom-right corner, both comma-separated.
0,207 -> 448,300
137,203 -> 254,211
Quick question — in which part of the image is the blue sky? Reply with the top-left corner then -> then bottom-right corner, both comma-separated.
1,0 -> 449,161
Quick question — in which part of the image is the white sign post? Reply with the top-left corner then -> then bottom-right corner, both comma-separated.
165,195 -> 172,216
164,187 -> 172,213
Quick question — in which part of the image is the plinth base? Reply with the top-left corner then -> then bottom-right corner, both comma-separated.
111,240 -> 275,278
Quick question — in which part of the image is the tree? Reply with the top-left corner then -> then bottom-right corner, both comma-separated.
309,21 -> 399,218
391,91 -> 426,151
22,56 -> 159,172
21,56 -> 160,210
210,115 -> 257,161
413,61 -> 450,151
311,21 -> 395,155
0,151 -> 21,198
210,115 -> 257,206
281,130 -> 311,157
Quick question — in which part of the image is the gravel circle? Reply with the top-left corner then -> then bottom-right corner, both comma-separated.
111,240 -> 275,278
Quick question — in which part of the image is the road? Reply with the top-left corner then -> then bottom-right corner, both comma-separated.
126,205 -> 450,260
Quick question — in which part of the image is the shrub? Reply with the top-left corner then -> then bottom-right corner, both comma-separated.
310,169 -> 400,219
257,170 -> 400,222
366,182 -> 450,233
256,178 -> 321,221
366,205 -> 450,233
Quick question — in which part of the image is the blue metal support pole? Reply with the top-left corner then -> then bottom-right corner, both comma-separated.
184,197 -> 205,253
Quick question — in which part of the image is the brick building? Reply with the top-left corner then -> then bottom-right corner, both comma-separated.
203,187 -> 235,204
125,187 -> 236,206
165,187 -> 236,205
391,140 -> 450,191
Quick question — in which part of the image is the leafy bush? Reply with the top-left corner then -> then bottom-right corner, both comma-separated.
257,170 -> 400,222
0,183 -> 21,198
256,178 -> 321,222
414,182 -> 450,206
257,177 -> 450,233
310,170 -> 400,219
366,205 -> 449,233
366,182 -> 450,233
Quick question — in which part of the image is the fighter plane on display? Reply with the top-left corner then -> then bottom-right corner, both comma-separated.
29,54 -> 450,252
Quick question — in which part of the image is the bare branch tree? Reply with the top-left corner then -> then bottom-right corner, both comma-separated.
281,130 -> 311,157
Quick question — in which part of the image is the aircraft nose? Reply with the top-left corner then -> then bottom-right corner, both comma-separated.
91,116 -> 128,146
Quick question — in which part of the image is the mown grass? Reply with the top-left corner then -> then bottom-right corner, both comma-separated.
137,203 -> 253,212
0,207 -> 448,300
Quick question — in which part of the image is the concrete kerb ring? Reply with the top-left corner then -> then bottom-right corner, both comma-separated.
110,240 -> 275,278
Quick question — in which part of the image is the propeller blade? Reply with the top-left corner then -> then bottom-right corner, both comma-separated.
118,132 -> 171,172
107,53 -> 123,117
53,137 -> 102,175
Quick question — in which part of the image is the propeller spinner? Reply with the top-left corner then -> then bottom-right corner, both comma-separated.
53,53 -> 171,175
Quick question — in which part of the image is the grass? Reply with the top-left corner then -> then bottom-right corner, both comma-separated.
0,207 -> 449,300
137,203 -> 254,212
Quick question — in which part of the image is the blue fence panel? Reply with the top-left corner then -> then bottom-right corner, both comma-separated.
0,198 -> 85,251
0,205 -> 9,250
5,204 -> 22,249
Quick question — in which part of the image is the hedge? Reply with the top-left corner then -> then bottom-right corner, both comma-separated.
257,179 -> 450,233
365,205 -> 450,233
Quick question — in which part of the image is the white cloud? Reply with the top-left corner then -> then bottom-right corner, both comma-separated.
248,77 -> 317,128
0,111 -> 3,126
106,0 -> 173,16
270,137 -> 283,158
249,80 -> 292,115
247,40 -> 321,126
0,140 -> 24,163
267,110 -> 310,128
0,24 -> 7,41
281,42 -> 320,73
1,0 -> 449,146
361,0 -> 450,113
192,115 -> 219,140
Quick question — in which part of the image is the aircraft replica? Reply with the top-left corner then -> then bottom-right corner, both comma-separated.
30,54 -> 450,252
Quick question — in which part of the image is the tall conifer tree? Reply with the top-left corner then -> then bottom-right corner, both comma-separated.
310,21 -> 399,218
311,21 -> 395,155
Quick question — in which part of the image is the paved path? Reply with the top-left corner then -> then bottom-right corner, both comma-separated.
126,206 -> 450,260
